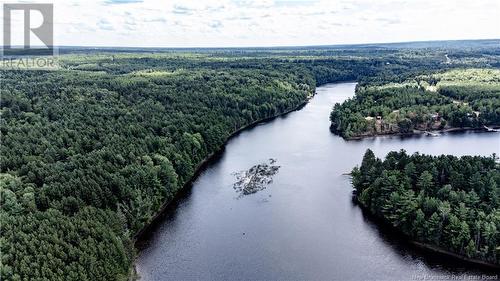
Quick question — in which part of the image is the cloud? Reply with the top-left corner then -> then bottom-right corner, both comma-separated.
172,5 -> 195,15
231,16 -> 252,20
232,0 -> 275,9
143,17 -> 167,23
104,0 -> 143,4
33,0 -> 500,47
97,19 -> 114,31
208,20 -> 223,29
274,0 -> 319,7
375,17 -> 402,25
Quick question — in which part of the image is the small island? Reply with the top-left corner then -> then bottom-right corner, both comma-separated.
232,159 -> 280,197
330,69 -> 500,139
351,149 -> 500,267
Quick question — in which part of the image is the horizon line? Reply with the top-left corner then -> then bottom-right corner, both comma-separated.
8,38 -> 498,50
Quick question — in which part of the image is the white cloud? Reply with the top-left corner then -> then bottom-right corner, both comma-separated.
2,0 -> 499,47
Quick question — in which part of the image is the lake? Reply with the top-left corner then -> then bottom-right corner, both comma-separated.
136,82 -> 500,281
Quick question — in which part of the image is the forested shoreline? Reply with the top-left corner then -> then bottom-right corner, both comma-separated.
330,69 -> 500,139
351,150 -> 500,267
2,42 -> 500,280
2,51 -> 364,280
133,90 -> 313,242
1,62 -> 315,280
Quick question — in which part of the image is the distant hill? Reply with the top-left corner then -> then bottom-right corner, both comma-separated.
4,38 -> 498,56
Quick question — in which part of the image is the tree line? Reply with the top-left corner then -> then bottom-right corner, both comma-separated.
330,69 -> 500,138
352,149 -> 499,265
1,44 -> 500,280
0,64 -> 315,280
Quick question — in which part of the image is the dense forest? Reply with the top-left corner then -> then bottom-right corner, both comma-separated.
330,69 -> 500,139
1,41 -> 500,280
351,150 -> 500,265
0,63 -> 316,280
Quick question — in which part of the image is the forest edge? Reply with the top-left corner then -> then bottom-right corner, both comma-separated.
130,91 -> 315,279
354,200 -> 500,271
131,80 -> 500,279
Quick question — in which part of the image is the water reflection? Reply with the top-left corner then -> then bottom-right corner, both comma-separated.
136,83 -> 499,281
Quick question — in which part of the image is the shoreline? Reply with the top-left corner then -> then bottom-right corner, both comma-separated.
353,198 -> 500,271
410,241 -> 500,271
131,80 -> 498,278
343,125 -> 500,140
133,93 -> 313,242
131,92 -> 315,278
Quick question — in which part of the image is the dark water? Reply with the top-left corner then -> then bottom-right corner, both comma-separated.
136,83 -> 500,281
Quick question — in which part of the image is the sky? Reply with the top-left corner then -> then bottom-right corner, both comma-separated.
2,0 -> 500,47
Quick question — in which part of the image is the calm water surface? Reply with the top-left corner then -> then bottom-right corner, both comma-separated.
136,83 -> 500,281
